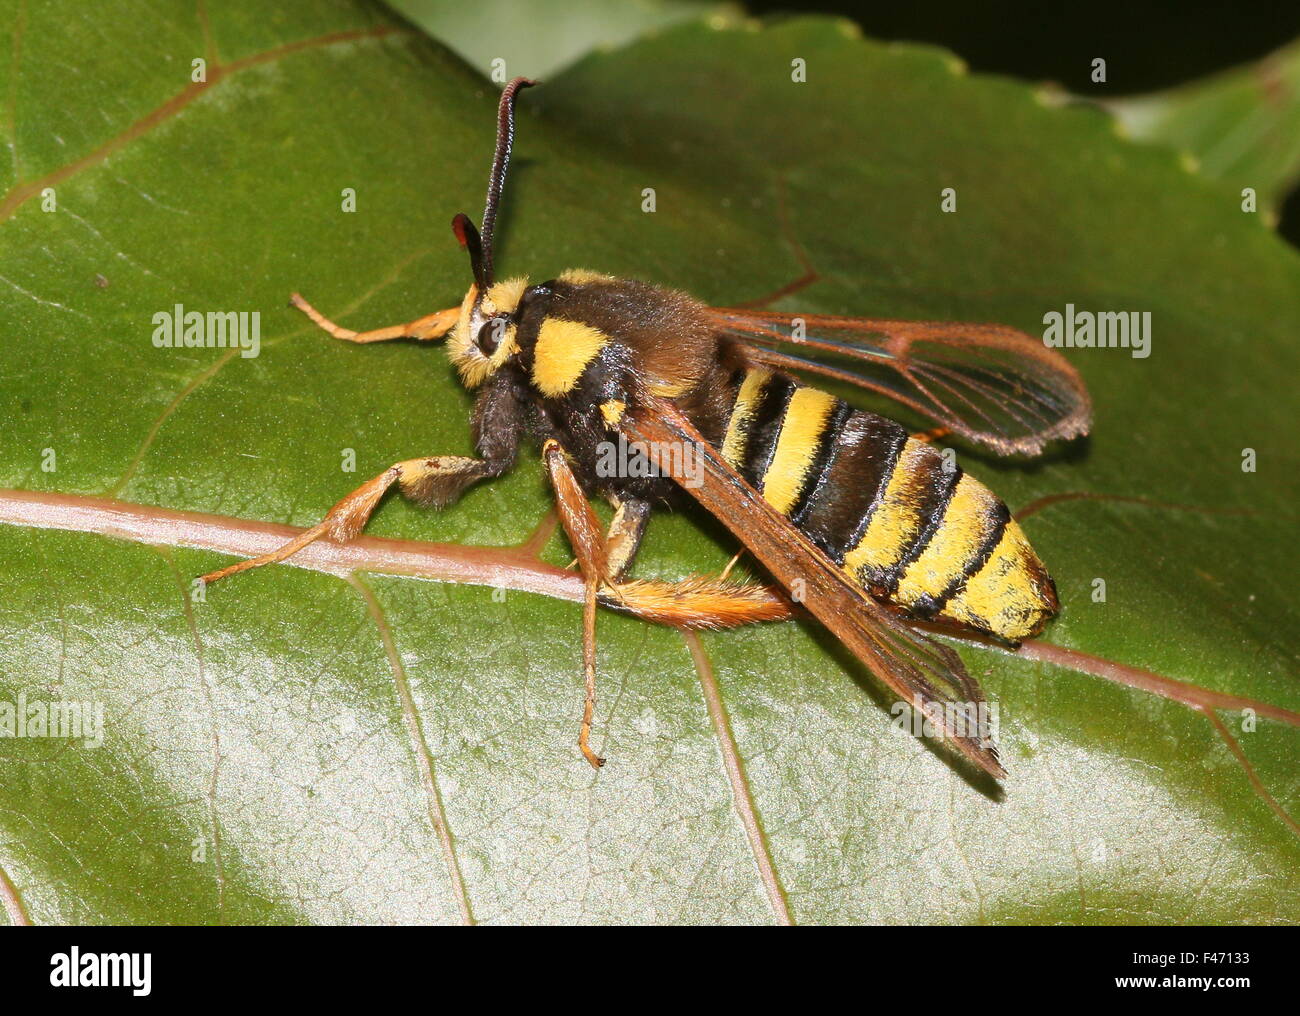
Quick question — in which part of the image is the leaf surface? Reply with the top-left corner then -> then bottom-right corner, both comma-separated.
0,2 -> 1296,924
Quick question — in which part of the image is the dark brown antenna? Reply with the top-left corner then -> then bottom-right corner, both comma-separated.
480,77 -> 535,286
451,213 -> 486,292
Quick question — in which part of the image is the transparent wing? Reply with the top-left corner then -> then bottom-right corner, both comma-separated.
708,307 -> 1091,456
624,397 -> 1005,778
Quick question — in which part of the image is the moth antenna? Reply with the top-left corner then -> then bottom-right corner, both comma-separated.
480,76 -> 536,286
451,212 -> 487,293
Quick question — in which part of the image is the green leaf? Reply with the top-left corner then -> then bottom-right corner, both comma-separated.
1108,38 -> 1300,222
387,0 -> 735,79
1,2 -> 1297,925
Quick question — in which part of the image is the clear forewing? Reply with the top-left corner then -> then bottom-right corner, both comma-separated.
708,308 -> 1091,456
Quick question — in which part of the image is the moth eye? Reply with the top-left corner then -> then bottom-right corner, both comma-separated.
477,316 -> 508,355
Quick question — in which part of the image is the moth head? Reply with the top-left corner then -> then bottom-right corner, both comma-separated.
447,276 -> 529,387
444,77 -> 536,391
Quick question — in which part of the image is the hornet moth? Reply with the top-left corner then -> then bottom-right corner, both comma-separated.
200,78 -> 1091,778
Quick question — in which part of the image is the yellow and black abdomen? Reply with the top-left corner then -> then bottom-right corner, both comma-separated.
720,366 -> 1058,642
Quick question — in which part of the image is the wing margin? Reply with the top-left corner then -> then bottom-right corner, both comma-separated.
709,307 -> 1091,456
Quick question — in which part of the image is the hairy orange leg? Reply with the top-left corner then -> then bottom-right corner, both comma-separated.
542,440 -> 610,768
198,456 -> 485,584
290,292 -> 459,343
542,441 -> 794,768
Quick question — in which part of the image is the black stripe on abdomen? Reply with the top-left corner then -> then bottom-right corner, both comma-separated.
928,500 -> 1011,614
881,454 -> 964,594
788,399 -> 853,525
796,410 -> 909,564
738,373 -> 796,489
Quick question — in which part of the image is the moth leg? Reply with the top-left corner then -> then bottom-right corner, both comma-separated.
718,548 -> 746,581
291,292 -> 459,343
604,495 -> 651,581
602,577 -> 793,629
603,491 -> 762,595
542,439 -> 611,768
566,495 -> 644,574
544,441 -> 797,766
198,455 -> 491,585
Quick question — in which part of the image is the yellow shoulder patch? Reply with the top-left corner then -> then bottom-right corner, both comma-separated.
532,317 -> 609,397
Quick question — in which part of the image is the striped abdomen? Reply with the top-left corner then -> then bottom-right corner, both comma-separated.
719,366 -> 1058,641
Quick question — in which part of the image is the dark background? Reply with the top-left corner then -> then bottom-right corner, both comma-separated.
749,0 -> 1300,243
